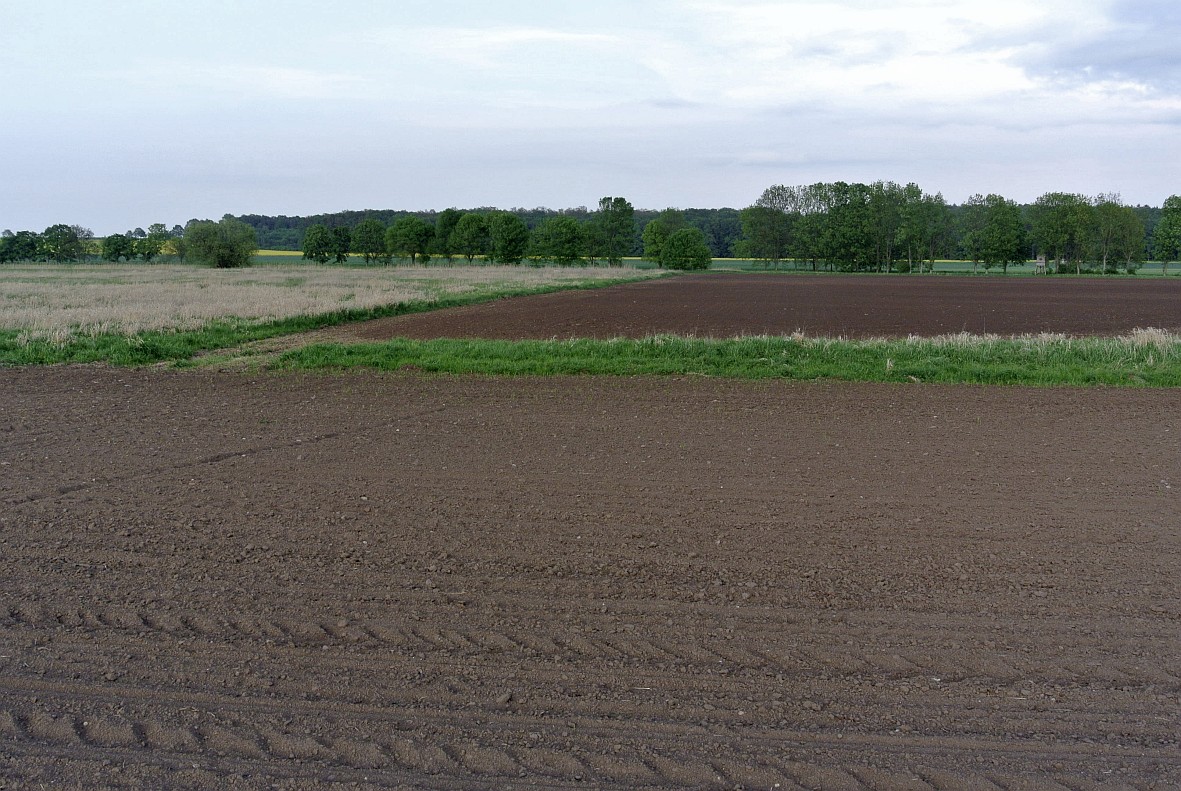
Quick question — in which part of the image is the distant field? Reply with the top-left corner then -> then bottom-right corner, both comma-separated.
0,263 -> 658,342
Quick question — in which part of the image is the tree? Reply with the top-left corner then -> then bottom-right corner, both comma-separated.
450,213 -> 490,263
641,209 -> 688,264
184,216 -> 258,268
1154,195 -> 1181,275
487,212 -> 531,264
739,205 -> 792,267
1029,192 -> 1094,274
301,223 -> 334,263
821,182 -> 875,271
530,216 -> 584,265
331,226 -> 352,264
137,223 -> 169,262
387,216 -> 434,264
961,194 -> 1026,273
868,181 -> 904,271
101,233 -> 136,262
1093,195 -> 1144,273
432,208 -> 464,263
0,230 -> 40,262
660,228 -> 712,270
351,219 -> 387,264
979,194 -> 1026,273
40,224 -> 84,262
958,195 -> 988,271
792,183 -> 832,269
897,185 -> 950,273
592,196 -> 635,266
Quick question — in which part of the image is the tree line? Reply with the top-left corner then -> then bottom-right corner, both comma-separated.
0,199 -> 713,270
299,199 -> 710,270
238,205 -> 741,259
739,182 -> 1181,274
4,187 -> 1179,271
0,218 -> 260,268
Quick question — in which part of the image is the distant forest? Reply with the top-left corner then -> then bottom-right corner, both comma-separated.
232,189 -> 1170,270
237,206 -> 743,259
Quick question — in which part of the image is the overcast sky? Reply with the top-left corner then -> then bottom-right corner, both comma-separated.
3,0 -> 1179,233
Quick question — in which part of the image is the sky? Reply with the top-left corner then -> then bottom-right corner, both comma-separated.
2,0 -> 1180,234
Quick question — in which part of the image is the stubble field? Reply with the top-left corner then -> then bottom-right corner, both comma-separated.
1,273 -> 1179,789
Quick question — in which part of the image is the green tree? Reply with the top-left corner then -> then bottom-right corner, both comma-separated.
432,208 -> 464,263
531,216 -> 584,265
821,182 -> 875,271
1093,195 -> 1144,273
592,196 -> 635,266
792,183 -> 833,269
487,212 -> 531,264
1029,192 -> 1095,274
101,233 -> 135,262
660,228 -> 712,270
184,216 -> 258,268
896,185 -> 951,273
0,230 -> 40,262
979,194 -> 1026,273
868,181 -> 904,271
958,195 -> 988,271
136,223 -> 169,262
40,224 -> 85,262
1154,195 -> 1181,275
386,216 -> 434,264
450,213 -> 490,263
301,223 -> 334,263
351,218 -> 387,264
739,205 -> 792,268
641,209 -> 687,264
331,226 -> 352,264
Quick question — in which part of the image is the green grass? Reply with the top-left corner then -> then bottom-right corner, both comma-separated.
0,278 -> 648,366
268,332 -> 1181,387
711,259 -> 1175,276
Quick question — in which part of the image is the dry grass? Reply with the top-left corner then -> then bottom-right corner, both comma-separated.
1,264 -> 657,341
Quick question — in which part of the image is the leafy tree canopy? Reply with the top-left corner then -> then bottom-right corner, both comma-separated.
183,216 -> 258,268
660,227 -> 713,270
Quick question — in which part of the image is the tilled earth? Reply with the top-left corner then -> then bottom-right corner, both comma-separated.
1,367 -> 1178,789
316,274 -> 1181,341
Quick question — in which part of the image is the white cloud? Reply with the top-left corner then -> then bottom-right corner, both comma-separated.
125,62 -> 376,102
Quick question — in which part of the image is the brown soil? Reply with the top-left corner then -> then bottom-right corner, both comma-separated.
312,274 -> 1181,342
2,366 -> 1178,789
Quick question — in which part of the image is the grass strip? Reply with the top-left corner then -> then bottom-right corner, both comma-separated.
0,277 -> 647,366
270,332 -> 1181,387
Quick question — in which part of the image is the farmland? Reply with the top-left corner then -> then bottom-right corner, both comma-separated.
0,263 -> 659,342
1,272 -> 1179,788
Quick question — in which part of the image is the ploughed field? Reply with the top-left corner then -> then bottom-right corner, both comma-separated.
318,273 -> 1181,341
2,367 -> 1178,789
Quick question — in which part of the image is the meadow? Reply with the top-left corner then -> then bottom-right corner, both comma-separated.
0,262 -> 658,348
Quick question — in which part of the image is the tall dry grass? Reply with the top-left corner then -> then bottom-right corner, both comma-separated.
1,264 -> 656,342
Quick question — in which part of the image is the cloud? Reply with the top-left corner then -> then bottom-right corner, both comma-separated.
368,25 -> 624,69
1018,0 -> 1181,92
109,62 -> 376,103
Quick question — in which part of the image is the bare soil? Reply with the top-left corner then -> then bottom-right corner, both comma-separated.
2,366 -> 1178,789
302,274 -> 1181,342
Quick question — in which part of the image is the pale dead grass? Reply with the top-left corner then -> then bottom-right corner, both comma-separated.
1,264 -> 657,342
745,329 -> 1181,357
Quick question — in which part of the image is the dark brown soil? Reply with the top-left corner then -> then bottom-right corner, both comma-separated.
328,274 -> 1181,341
2,366 -> 1178,789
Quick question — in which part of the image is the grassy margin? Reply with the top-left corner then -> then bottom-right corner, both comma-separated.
269,332 -> 1181,387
